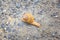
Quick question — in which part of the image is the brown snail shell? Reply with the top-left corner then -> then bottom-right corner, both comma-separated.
21,12 -> 40,28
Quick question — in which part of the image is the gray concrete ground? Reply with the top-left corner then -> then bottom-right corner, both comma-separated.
0,0 -> 60,40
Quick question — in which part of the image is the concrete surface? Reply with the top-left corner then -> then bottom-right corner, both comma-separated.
0,0 -> 60,40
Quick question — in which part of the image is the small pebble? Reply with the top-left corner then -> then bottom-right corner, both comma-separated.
3,10 -> 6,12
51,32 -> 57,37
16,2 -> 20,8
57,3 -> 60,8
51,12 -> 59,18
5,27 -> 11,32
56,0 -> 60,8
7,34 -> 15,39
4,35 -> 7,38
0,8 -> 3,12
38,9 -> 44,15
1,23 -> 5,28
0,0 -> 2,7
7,34 -> 12,39
31,0 -> 38,3
12,29 -> 16,32
17,21 -> 24,27
10,8 -> 16,13
27,37 -> 30,40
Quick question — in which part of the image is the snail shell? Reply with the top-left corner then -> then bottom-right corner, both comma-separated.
21,12 -> 40,28
22,12 -> 34,23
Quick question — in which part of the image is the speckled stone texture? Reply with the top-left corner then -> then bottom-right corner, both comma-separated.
0,0 -> 60,40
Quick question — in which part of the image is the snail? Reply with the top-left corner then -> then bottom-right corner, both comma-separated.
21,12 -> 40,28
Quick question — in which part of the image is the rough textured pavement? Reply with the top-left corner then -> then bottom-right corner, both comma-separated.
0,0 -> 60,40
